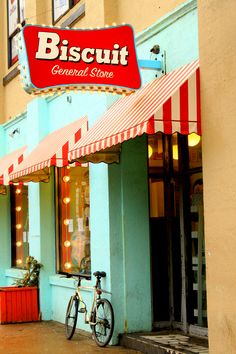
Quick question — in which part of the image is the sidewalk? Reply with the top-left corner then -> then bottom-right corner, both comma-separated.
0,321 -> 141,354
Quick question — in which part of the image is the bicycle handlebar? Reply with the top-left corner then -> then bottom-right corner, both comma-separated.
60,271 -> 106,280
59,271 -> 91,281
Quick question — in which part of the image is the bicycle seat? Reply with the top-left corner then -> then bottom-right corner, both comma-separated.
93,271 -> 106,278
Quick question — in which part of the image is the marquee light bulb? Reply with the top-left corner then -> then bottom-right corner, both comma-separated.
15,188 -> 21,194
63,176 -> 70,182
64,262 -> 71,270
16,259 -> 23,265
16,241 -> 22,247
16,224 -> 22,230
63,197 -> 70,204
64,219 -> 70,226
15,206 -> 22,212
64,240 -> 71,248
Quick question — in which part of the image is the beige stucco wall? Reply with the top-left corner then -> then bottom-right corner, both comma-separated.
198,1 -> 236,353
106,0 -> 184,33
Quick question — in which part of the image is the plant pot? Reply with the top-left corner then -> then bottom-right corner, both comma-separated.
0,286 -> 39,324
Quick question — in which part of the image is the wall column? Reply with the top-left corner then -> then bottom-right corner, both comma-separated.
109,136 -> 152,340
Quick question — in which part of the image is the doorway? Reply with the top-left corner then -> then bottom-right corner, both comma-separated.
148,132 -> 207,334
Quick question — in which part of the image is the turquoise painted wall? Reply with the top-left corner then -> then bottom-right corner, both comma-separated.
0,126 -> 6,157
48,91 -> 108,131
39,171 -> 56,320
108,136 -> 151,339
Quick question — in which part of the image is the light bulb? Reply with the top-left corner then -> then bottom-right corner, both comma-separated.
64,240 -> 71,247
188,133 -> 201,147
16,259 -> 22,265
15,188 -> 21,194
64,219 -> 70,226
15,206 -> 22,212
16,241 -> 22,247
64,262 -> 71,270
16,224 -> 22,229
63,176 -> 70,182
63,197 -> 70,204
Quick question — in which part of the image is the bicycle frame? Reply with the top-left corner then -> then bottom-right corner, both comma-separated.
76,283 -> 112,326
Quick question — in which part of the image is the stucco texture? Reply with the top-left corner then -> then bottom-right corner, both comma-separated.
198,1 -> 236,353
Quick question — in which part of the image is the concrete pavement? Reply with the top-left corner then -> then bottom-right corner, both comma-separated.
0,321 -> 141,354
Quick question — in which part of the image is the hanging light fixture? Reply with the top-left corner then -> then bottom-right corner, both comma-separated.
188,133 -> 201,147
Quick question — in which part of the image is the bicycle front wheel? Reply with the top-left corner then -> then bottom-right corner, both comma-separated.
65,295 -> 79,340
92,298 -> 114,347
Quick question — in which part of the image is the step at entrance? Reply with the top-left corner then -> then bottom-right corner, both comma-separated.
120,332 -> 208,354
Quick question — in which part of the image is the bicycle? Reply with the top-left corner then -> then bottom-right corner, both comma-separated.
64,271 -> 114,347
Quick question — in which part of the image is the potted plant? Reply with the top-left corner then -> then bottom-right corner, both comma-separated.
0,256 -> 42,324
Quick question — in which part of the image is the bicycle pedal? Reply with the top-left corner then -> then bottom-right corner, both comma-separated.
78,308 -> 86,313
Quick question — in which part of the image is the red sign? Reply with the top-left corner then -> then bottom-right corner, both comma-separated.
20,25 -> 141,93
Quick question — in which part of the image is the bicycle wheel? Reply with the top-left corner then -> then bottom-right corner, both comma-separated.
91,298 -> 114,347
65,295 -> 79,340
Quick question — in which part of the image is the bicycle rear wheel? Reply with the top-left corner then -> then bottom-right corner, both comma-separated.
91,298 -> 114,347
65,295 -> 79,340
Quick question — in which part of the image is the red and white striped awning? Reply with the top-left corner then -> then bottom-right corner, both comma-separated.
69,60 -> 201,164
0,146 -> 27,185
9,116 -> 88,183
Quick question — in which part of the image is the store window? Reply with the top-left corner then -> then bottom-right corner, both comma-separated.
52,0 -> 80,23
10,184 -> 29,268
7,0 -> 25,67
57,165 -> 90,275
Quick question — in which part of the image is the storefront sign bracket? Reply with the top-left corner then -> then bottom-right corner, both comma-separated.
138,52 -> 165,74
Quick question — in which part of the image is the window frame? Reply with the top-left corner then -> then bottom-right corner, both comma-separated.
10,183 -> 29,269
55,165 -> 91,275
7,0 -> 25,68
52,0 -> 80,24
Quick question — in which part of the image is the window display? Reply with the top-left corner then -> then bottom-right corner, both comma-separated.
10,184 -> 29,268
57,166 -> 90,274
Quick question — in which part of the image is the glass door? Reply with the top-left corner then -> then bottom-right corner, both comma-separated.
148,132 -> 207,333
149,133 -> 182,327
